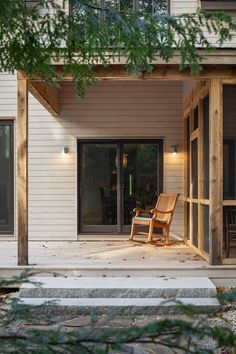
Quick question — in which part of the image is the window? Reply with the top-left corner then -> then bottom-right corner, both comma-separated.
0,121 -> 14,234
71,0 -> 169,16
137,0 -> 169,14
201,1 -> 236,11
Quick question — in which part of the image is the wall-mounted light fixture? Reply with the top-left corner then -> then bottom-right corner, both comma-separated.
61,146 -> 69,155
171,145 -> 177,155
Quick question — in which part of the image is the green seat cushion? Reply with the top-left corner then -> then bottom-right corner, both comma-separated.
139,212 -> 153,218
134,215 -> 167,225
134,216 -> 152,222
134,212 -> 153,222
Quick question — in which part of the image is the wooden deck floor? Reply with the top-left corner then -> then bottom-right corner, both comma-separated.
0,240 -> 236,283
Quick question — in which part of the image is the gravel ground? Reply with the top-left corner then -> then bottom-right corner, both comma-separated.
0,289 -> 235,354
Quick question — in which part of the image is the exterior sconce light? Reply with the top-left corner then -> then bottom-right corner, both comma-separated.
61,146 -> 69,155
171,145 -> 177,155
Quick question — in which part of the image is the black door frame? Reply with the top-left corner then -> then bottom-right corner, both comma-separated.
77,139 -> 164,234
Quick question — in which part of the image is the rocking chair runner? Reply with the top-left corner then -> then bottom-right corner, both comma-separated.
129,193 -> 180,243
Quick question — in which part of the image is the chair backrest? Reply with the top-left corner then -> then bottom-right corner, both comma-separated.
155,193 -> 180,224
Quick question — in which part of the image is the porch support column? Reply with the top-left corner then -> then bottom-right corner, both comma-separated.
209,79 -> 223,265
17,77 -> 29,265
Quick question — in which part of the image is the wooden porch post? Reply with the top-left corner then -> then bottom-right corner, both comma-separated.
17,78 -> 29,265
209,79 -> 223,265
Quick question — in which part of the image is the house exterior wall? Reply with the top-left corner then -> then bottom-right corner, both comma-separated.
171,0 -> 236,47
0,0 -> 236,241
0,77 -> 184,240
171,0 -> 198,14
29,81 -> 184,240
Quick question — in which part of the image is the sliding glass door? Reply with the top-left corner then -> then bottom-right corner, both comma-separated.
78,140 -> 163,234
122,143 -> 160,231
0,121 -> 14,234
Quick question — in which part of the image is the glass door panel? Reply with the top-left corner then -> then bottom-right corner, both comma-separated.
80,143 -> 118,233
122,143 -> 159,230
0,122 -> 14,234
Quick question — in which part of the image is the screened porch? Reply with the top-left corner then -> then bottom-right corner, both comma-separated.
183,80 -> 236,265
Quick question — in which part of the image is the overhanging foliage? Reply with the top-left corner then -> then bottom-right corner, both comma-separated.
0,272 -> 235,353
0,0 -> 236,96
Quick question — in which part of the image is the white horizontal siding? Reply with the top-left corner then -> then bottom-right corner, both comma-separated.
171,0 -> 199,14
28,92 -> 77,240
58,81 -> 184,237
171,1 -> 236,48
1,77 -> 185,240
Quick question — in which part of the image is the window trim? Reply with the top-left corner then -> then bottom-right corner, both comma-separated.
201,0 -> 236,11
0,120 -> 14,235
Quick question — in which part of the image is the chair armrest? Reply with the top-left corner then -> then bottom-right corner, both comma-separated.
133,208 -> 152,216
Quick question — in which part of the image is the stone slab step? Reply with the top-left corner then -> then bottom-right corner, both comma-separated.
20,276 -> 217,299
19,297 -> 221,315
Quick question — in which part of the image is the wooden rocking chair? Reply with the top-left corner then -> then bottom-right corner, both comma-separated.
129,193 -> 180,244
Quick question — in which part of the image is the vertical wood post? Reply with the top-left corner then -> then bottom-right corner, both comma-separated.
189,110 -> 194,245
17,78 -> 28,265
209,79 -> 223,265
198,100 -> 204,252
183,116 -> 188,241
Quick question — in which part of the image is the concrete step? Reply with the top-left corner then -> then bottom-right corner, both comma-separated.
19,297 -> 220,315
20,276 -> 217,299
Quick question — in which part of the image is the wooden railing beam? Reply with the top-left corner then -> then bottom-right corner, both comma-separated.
209,79 -> 223,265
17,78 -> 29,266
29,81 -> 59,117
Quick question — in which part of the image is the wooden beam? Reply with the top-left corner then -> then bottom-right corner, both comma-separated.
59,65 -> 236,81
183,115 -> 188,241
223,200 -> 236,206
183,80 -> 209,118
198,99 -> 204,252
19,65 -> 236,82
29,81 -> 59,117
209,79 -> 223,265
222,79 -> 236,85
189,109 -> 194,245
51,50 -> 236,66
190,128 -> 199,141
17,79 -> 29,266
